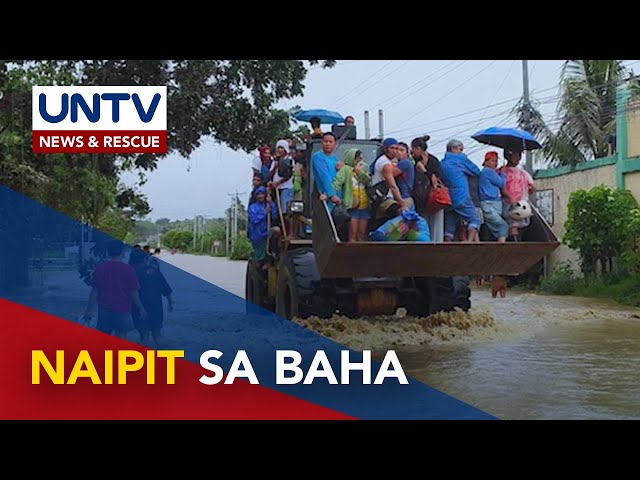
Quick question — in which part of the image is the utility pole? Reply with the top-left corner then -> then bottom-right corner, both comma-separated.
226,190 -> 247,257
522,60 -> 533,175
201,217 -> 206,253
378,109 -> 384,138
364,110 -> 371,140
233,191 -> 238,247
226,207 -> 230,257
192,215 -> 197,251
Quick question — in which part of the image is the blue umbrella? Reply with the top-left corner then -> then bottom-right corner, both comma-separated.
471,127 -> 542,151
294,109 -> 345,125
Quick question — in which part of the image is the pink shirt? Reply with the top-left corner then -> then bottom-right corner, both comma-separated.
502,166 -> 534,203
91,260 -> 139,313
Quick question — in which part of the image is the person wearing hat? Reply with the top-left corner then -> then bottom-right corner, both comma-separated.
248,186 -> 278,269
478,151 -> 508,243
252,145 -> 273,184
269,140 -> 294,205
370,137 -> 407,224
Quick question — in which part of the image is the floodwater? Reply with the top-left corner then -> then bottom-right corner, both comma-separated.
160,253 -> 640,420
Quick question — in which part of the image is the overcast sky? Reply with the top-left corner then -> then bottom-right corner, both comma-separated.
122,60 -> 637,220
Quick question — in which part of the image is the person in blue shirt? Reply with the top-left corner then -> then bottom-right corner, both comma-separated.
478,151 -> 509,242
311,132 -> 340,211
248,186 -> 278,269
480,151 -> 511,296
440,139 -> 481,242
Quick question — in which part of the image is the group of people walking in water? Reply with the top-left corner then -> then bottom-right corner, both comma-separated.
83,242 -> 173,346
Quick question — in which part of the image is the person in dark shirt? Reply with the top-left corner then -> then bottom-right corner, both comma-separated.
249,172 -> 264,205
133,260 -> 173,347
411,135 -> 444,242
396,142 -> 416,210
411,135 -> 442,181
310,116 -> 323,138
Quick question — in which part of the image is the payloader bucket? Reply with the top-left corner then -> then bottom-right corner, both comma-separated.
312,195 -> 559,279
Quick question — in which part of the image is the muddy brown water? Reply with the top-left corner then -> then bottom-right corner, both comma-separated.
32,253 -> 637,420
160,254 -> 640,419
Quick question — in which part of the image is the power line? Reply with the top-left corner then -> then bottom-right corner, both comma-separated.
443,99 -> 640,163
376,79 -> 635,149
374,60 -> 463,109
471,60 -> 516,131
529,60 -> 537,81
380,61 -> 470,113
329,60 -> 393,108
384,93 -> 532,137
333,60 -> 411,109
385,64 -> 640,140
398,106 -> 514,145
391,60 -> 499,130
427,112 -> 516,156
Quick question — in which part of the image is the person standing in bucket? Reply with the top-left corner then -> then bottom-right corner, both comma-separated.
370,138 -> 406,226
312,132 -> 341,211
500,149 -> 535,242
479,151 -> 509,243
440,139 -> 481,242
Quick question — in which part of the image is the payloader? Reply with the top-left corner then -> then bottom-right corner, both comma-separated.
245,133 -> 558,319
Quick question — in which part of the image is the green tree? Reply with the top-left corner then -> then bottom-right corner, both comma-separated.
1,60 -> 335,223
97,208 -> 134,241
564,185 -> 640,275
155,218 -> 172,233
162,230 -> 177,249
620,208 -> 640,274
130,219 -> 158,244
230,234 -> 253,260
0,65 -> 150,225
162,229 -> 194,251
518,60 -> 640,167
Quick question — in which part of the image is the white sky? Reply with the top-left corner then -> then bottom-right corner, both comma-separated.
122,60 -> 638,220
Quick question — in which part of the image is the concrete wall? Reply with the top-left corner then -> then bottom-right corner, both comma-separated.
532,92 -> 640,277
626,171 -> 640,201
535,164 -> 616,274
627,97 -> 640,158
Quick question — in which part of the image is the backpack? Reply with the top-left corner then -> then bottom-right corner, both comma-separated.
412,165 -> 431,212
277,156 -> 293,180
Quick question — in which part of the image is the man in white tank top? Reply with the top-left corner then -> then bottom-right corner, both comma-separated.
370,137 -> 407,221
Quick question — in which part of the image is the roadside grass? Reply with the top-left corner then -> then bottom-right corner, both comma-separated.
538,264 -> 640,307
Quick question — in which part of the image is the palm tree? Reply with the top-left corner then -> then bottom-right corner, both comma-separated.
517,60 -> 639,167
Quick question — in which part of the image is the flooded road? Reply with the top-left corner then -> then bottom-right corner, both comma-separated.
161,253 -> 640,419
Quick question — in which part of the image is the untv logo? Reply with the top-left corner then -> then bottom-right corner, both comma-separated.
32,86 -> 167,154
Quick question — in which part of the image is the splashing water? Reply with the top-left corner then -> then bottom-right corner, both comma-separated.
294,307 -> 511,351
